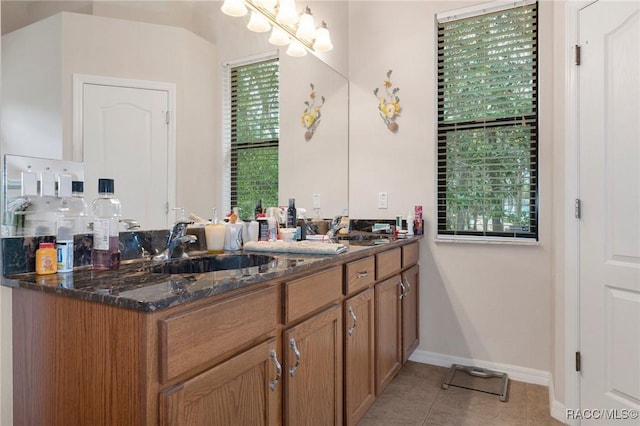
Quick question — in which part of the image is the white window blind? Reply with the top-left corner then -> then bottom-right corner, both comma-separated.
222,57 -> 279,220
436,1 -> 538,240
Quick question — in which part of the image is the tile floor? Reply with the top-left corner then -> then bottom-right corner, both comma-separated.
358,362 -> 566,426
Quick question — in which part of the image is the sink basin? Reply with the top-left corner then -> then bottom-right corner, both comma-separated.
149,254 -> 275,274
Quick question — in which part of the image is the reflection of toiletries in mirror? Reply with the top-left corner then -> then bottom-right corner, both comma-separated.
395,215 -> 403,232
255,199 -> 263,220
338,208 -> 349,235
205,208 -> 225,254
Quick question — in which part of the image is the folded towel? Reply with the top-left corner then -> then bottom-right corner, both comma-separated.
244,240 -> 348,255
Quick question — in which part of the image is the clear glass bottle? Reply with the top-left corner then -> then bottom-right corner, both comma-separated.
91,178 -> 121,270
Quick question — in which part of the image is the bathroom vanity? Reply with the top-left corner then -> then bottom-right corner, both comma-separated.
4,237 -> 421,426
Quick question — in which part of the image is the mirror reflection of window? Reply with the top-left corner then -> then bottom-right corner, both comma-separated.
223,55 -> 280,220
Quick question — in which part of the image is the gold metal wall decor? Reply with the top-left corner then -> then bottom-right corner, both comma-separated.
301,83 -> 325,141
373,70 -> 401,132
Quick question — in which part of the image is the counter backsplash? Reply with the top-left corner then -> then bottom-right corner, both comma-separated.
1,218 -> 423,276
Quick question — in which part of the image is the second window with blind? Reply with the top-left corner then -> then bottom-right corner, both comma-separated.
436,1 -> 539,241
223,57 -> 280,220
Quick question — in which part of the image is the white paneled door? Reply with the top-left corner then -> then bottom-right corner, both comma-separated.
80,80 -> 172,231
579,1 -> 640,424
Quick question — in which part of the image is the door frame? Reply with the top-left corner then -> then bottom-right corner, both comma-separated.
564,1 -> 600,424
72,73 -> 177,216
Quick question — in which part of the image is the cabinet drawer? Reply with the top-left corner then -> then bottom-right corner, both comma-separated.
345,257 -> 375,295
402,242 -> 419,268
158,285 -> 278,383
376,248 -> 401,280
285,266 -> 342,324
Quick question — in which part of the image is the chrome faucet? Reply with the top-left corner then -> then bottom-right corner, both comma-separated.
326,215 -> 348,242
153,220 -> 198,260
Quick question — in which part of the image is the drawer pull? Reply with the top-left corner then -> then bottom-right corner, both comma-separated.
356,271 -> 369,279
289,338 -> 301,377
269,349 -> 282,391
347,306 -> 358,335
399,280 -> 407,300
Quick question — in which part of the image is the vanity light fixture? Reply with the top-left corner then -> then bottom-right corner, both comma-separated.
220,0 -> 333,56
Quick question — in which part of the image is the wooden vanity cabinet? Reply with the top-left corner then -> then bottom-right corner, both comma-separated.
11,283 -> 280,426
157,285 -> 281,426
343,287 -> 375,426
159,337 -> 281,426
373,242 -> 420,395
282,267 -> 343,426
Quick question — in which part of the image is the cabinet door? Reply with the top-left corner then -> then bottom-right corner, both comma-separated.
401,265 -> 420,364
374,275 -> 402,395
159,338 -> 281,426
344,288 -> 375,426
284,304 -> 343,426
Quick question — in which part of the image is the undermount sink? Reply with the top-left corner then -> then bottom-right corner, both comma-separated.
148,253 -> 275,274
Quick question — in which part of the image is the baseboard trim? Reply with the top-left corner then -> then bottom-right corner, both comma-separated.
548,375 -> 570,424
408,349 -> 551,386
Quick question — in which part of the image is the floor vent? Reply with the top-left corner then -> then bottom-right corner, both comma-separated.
442,364 -> 509,402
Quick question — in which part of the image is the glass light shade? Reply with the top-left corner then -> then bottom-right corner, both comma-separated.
247,10 -> 271,32
268,26 -> 290,46
276,0 -> 297,27
295,8 -> 316,41
313,23 -> 333,52
221,0 -> 248,17
286,40 -> 307,57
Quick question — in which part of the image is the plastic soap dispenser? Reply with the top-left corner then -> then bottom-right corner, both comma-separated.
205,208 -> 225,254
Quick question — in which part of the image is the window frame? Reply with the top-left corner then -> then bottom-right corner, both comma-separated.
435,0 -> 539,243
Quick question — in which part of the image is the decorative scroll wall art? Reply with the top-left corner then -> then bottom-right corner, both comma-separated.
301,83 -> 325,141
373,70 -> 401,132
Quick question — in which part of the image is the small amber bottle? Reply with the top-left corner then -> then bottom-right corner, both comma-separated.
36,242 -> 57,275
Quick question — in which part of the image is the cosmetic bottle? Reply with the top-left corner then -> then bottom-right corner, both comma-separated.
91,178 -> 121,270
36,242 -> 57,275
286,198 -> 297,228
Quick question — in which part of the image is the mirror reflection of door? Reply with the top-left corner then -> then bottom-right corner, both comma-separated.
78,78 -> 174,230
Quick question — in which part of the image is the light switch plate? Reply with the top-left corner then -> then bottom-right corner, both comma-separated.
378,192 -> 388,209
312,193 -> 321,209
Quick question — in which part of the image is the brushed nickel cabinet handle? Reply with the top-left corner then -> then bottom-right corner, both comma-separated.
356,271 -> 369,279
289,338 -> 301,377
347,306 -> 358,335
269,349 -> 282,391
403,277 -> 411,293
399,280 -> 407,300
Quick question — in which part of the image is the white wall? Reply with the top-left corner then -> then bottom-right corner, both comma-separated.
347,0 -> 563,385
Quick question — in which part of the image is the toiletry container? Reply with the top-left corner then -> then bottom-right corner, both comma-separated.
36,242 -> 57,275
286,198 -> 297,228
205,208 -> 225,254
56,221 -> 74,272
91,178 -> 121,270
407,210 -> 415,236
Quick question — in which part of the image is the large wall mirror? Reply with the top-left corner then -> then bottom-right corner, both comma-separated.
1,0 -> 348,236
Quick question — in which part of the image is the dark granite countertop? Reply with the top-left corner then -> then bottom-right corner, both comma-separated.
2,236 -> 422,312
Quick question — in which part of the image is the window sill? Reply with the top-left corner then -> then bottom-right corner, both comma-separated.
434,235 -> 539,246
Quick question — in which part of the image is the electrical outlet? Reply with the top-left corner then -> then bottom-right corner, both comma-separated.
378,192 -> 388,209
312,193 -> 321,209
